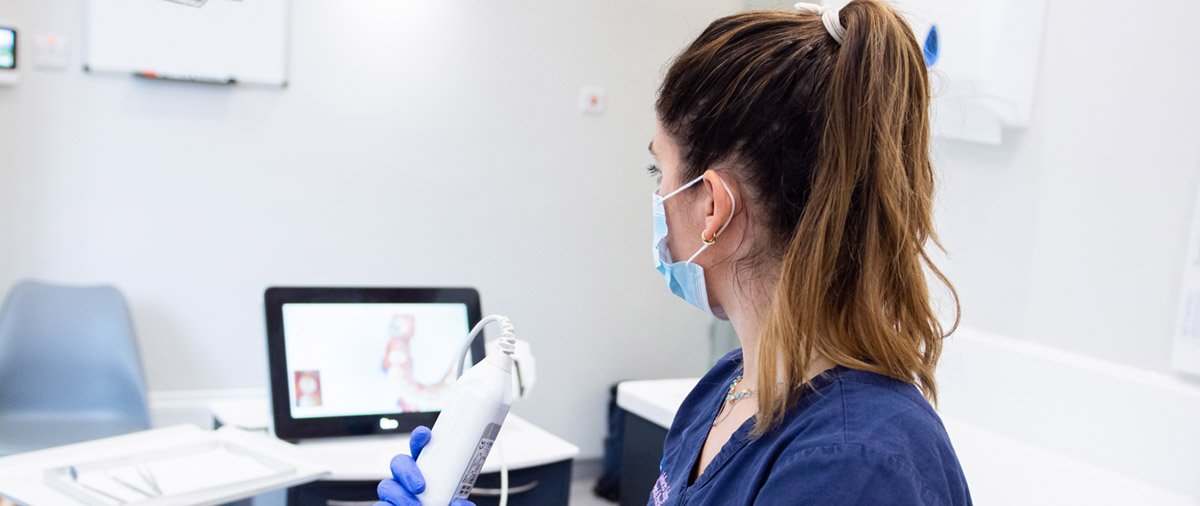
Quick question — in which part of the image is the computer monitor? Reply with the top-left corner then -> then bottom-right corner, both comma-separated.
264,287 -> 485,441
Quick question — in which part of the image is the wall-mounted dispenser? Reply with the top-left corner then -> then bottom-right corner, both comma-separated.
896,0 -> 1050,145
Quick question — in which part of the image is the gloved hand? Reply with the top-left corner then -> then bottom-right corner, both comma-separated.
376,426 -> 476,506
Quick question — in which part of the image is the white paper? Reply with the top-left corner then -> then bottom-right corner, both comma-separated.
68,446 -> 282,504
143,448 -> 279,496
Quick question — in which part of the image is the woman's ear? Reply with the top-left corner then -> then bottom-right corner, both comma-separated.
701,170 -> 737,243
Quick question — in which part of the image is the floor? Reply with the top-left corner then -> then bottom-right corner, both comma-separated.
570,458 -> 618,506
570,478 -> 616,506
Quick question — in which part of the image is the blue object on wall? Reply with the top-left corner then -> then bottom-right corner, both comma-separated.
923,24 -> 939,67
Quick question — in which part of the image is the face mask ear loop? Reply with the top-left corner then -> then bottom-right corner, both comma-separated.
712,177 -> 736,237
685,176 -> 737,264
660,175 -> 705,201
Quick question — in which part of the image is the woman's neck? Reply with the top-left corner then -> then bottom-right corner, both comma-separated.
721,281 -> 835,391
723,292 -> 764,389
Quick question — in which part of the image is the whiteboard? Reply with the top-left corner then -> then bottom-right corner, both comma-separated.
84,0 -> 289,86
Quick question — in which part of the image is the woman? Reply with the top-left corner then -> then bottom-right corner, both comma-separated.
378,0 -> 970,504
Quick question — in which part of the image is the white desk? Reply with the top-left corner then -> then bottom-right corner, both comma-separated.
208,397 -> 580,480
0,399 -> 580,506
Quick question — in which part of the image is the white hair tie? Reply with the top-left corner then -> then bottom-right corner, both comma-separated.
794,2 -> 846,45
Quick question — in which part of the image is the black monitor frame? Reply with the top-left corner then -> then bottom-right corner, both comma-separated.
264,286 -> 485,442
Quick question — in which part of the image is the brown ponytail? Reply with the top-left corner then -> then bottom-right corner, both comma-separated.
656,0 -> 959,438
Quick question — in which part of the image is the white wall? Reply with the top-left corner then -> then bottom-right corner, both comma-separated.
931,0 -> 1200,377
0,0 -> 743,458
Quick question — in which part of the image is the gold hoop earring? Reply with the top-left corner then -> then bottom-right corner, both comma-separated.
702,230 -> 716,245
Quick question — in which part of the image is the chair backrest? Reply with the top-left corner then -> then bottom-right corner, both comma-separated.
0,280 -> 150,428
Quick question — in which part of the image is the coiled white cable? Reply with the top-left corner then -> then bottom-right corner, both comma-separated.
454,314 -> 516,379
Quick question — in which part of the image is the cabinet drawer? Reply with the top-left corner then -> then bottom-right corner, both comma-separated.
467,459 -> 572,506
286,459 -> 573,506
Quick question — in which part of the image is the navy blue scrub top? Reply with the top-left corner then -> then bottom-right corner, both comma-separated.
649,349 -> 971,506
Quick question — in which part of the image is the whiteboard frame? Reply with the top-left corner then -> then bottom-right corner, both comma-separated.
81,0 -> 291,87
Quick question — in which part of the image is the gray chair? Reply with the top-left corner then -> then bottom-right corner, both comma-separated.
0,280 -> 151,455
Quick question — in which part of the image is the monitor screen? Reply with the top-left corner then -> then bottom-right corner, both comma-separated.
265,287 -> 483,440
0,28 -> 15,70
281,302 -> 470,420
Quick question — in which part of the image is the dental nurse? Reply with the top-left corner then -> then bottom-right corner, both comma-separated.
378,0 -> 971,504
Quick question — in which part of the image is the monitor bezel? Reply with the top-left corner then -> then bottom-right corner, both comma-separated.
264,286 -> 485,442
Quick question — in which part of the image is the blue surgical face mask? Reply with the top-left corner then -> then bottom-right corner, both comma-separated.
652,174 -> 736,319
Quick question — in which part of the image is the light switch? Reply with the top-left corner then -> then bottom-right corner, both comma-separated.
33,35 -> 69,70
579,86 -> 606,115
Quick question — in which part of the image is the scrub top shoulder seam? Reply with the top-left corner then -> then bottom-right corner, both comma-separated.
769,442 -> 947,506
831,370 -> 938,414
838,377 -> 849,445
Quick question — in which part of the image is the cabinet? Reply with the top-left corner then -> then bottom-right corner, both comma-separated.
283,459 -> 573,506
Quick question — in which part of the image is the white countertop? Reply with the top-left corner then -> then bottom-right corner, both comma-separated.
291,414 -> 578,481
615,378 -> 699,429
209,397 -> 579,481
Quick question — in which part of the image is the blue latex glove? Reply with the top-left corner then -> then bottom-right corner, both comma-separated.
376,426 -> 476,506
